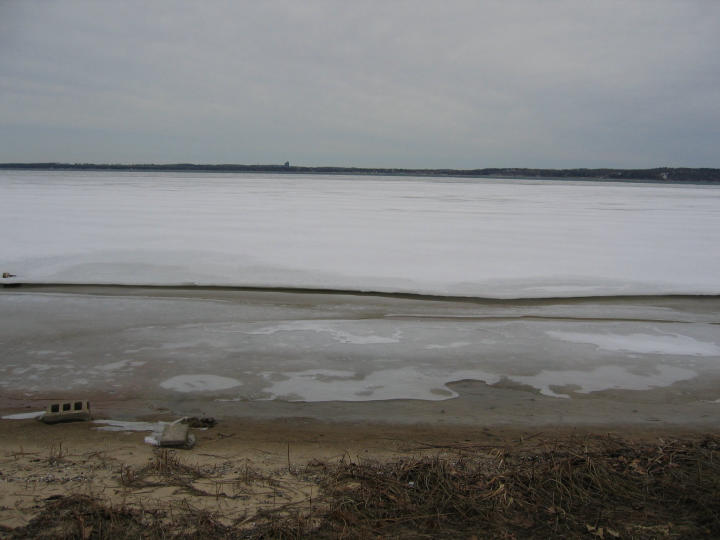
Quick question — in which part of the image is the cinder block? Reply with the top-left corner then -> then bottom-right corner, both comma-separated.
40,400 -> 91,424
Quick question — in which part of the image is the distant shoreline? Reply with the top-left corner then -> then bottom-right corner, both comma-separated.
2,162 -> 720,183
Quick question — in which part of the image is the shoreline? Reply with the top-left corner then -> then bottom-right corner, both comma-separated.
2,164 -> 719,184
5,282 -> 720,303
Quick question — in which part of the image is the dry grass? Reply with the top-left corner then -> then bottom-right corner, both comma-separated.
4,434 -> 719,539
117,448 -> 211,497
306,434 -> 720,538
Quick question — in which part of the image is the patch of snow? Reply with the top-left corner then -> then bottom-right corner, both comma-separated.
159,374 -> 242,392
258,363 -> 697,402
93,420 -> 175,447
97,359 -> 146,371
547,331 -> 720,356
2,411 -> 45,420
512,365 -> 697,398
260,368 -> 500,402
425,341 -> 471,350
93,419 -> 160,431
246,321 -> 402,344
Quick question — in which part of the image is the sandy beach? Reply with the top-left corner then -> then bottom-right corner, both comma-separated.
1,417 -> 718,538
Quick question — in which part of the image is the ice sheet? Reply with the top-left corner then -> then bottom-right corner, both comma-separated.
511,365 -> 697,399
245,321 -> 403,344
2,171 -> 720,297
92,419 -> 171,446
92,419 -> 160,431
2,411 -> 44,420
546,331 -> 720,356
159,374 -> 242,393
2,291 -> 718,402
258,364 -> 698,402
260,368 -> 500,401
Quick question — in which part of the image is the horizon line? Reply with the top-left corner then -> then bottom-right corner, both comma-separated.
1,162 -> 718,171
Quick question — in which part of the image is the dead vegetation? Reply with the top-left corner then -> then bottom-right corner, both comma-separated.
308,434 -> 720,538
118,448 -> 210,496
4,434 -> 719,539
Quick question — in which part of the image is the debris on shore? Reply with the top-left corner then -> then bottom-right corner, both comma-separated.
184,416 -> 216,428
38,400 -> 91,424
4,433 -> 719,538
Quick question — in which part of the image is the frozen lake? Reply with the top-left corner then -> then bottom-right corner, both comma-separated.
2,170 -> 720,297
1,171 -> 719,422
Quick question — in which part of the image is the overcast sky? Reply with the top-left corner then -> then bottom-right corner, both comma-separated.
1,1 -> 718,168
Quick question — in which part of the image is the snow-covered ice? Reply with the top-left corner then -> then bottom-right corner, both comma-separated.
2,170 -> 720,297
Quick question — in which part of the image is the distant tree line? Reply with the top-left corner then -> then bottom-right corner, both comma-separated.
1,163 -> 719,183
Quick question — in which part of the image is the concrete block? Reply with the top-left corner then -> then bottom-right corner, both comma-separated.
40,400 -> 91,424
159,421 -> 196,448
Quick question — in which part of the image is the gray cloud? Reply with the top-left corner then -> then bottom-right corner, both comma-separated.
1,0 -> 718,167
